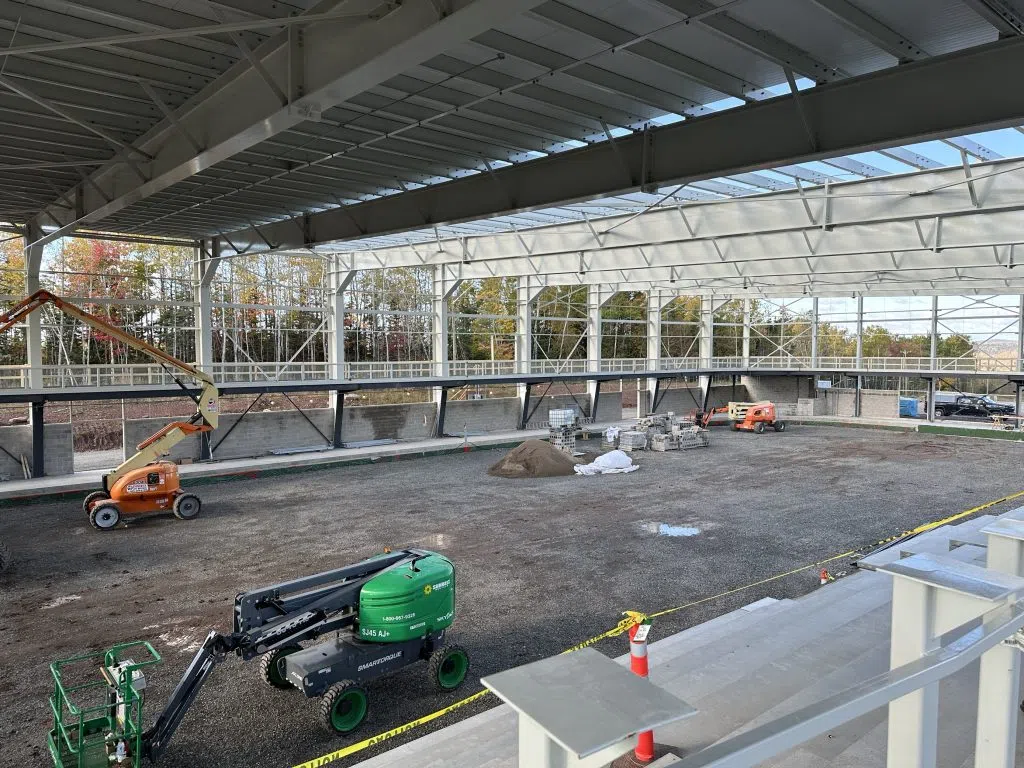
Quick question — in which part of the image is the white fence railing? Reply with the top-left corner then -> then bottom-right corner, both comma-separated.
1,354 -> 1021,390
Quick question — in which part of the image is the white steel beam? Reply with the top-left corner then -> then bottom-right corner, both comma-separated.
328,159 -> 1024,271
217,38 -> 1024,254
29,0 -> 550,248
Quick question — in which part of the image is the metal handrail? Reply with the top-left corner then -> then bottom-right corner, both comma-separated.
0,354 -> 1021,390
676,599 -> 1024,768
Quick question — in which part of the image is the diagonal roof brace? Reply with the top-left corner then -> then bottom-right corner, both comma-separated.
27,0 -> 552,250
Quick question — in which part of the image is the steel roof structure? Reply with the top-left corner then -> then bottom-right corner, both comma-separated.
3,0 -> 1024,299
318,155 -> 1024,297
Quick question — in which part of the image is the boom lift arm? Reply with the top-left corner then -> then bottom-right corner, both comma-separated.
141,549 -> 428,761
0,290 -> 219,486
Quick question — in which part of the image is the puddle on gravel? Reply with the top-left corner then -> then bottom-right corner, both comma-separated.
639,522 -> 701,537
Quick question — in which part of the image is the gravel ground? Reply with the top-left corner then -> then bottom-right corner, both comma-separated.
1,425 -> 1022,768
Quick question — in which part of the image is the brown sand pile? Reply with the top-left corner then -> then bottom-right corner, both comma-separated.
488,439 -> 578,478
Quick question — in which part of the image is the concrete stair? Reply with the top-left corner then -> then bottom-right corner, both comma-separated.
351,511 -> 1024,768
856,514 -> 996,570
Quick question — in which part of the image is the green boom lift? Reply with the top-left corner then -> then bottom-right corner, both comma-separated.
47,549 -> 469,767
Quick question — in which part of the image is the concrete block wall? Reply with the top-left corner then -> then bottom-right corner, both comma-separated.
0,423 -> 74,479
797,397 -> 827,416
823,388 -> 900,418
652,385 -> 747,415
125,409 -> 337,462
742,376 -> 810,404
341,402 -> 436,443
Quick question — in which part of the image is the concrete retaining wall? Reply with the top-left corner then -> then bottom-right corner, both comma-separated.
0,423 -> 74,479
123,393 -> 610,462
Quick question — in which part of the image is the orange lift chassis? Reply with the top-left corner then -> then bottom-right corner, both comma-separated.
0,290 -> 220,530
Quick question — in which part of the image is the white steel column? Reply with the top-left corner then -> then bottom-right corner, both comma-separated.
587,284 -> 604,373
193,240 -> 219,372
810,297 -> 819,368
432,267 -> 461,378
327,258 -> 355,381
855,294 -> 864,418
587,285 -> 611,418
516,277 -> 541,376
742,298 -> 752,367
23,225 -> 44,390
928,295 -> 939,422
645,290 -> 671,413
698,295 -> 716,406
1017,294 -> 1024,374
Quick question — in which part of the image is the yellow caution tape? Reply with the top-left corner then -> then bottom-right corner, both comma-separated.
292,690 -> 490,768
863,489 -> 1024,552
292,491 -> 1024,768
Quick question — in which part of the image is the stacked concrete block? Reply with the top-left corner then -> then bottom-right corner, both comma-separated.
677,427 -> 711,450
548,425 -> 576,454
650,433 -> 679,451
602,427 -> 620,450
619,430 -> 648,452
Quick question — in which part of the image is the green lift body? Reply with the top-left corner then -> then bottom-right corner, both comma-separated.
46,550 -> 468,767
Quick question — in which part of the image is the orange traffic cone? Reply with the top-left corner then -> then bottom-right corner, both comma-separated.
819,568 -> 833,585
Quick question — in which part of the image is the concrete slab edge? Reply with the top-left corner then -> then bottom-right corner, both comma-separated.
0,439 -> 524,508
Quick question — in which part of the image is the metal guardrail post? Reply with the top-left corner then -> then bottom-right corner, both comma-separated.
977,517 -> 1024,768
880,555 -> 1024,768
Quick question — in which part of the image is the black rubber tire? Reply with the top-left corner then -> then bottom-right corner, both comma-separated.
429,644 -> 470,691
259,646 -> 301,690
89,503 -> 121,530
319,680 -> 369,735
82,490 -> 110,514
773,421 -> 786,432
173,493 -> 201,520
0,539 -> 10,572
754,421 -> 766,434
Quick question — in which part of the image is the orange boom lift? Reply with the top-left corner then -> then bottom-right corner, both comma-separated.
695,401 -> 786,433
0,290 -> 219,530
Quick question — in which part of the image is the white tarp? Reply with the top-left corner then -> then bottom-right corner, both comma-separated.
574,449 -> 639,476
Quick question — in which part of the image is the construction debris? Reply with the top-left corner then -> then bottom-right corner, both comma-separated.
619,412 -> 711,451
488,439 -> 579,478
574,450 -> 638,476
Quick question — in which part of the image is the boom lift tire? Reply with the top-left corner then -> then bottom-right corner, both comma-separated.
90,503 -> 121,530
82,490 -> 110,514
773,421 -> 786,432
754,422 -> 766,434
320,680 -> 369,734
429,644 -> 470,691
260,646 -> 301,690
172,493 -> 202,520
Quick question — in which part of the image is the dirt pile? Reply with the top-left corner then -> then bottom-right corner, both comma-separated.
488,439 -> 578,478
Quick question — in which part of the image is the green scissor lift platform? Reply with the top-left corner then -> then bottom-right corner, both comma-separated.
48,641 -> 162,768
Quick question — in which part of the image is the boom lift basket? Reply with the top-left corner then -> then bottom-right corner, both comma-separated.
48,642 -> 162,768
